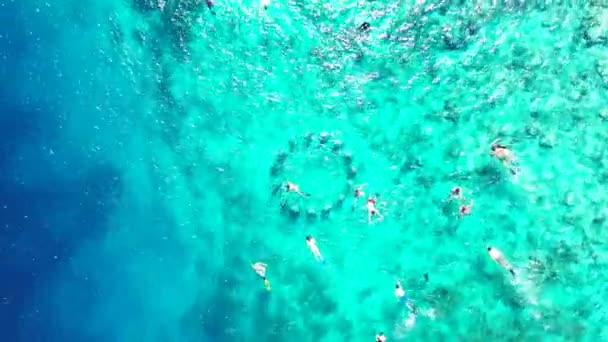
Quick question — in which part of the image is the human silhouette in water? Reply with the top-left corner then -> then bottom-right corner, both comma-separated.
205,0 -> 216,14
285,181 -> 310,197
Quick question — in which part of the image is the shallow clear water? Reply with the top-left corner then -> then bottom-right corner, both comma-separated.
2,0 -> 608,341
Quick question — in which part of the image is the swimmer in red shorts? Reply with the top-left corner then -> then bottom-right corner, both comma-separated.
367,195 -> 384,224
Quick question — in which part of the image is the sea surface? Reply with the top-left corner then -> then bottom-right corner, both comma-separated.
2,0 -> 608,341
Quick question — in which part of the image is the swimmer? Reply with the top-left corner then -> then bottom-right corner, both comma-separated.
306,235 -> 324,262
353,183 -> 368,207
260,0 -> 271,9
263,277 -> 271,291
395,281 -> 406,302
487,246 -> 516,277
375,332 -> 386,342
490,139 -> 518,175
252,262 -> 272,290
205,0 -> 216,14
424,273 -> 429,282
285,181 -> 310,197
252,262 -> 268,278
395,281 -> 417,312
459,200 -> 473,217
449,186 -> 463,200
367,195 -> 384,224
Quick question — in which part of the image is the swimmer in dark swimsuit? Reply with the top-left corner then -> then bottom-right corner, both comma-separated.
375,332 -> 386,342
366,195 -> 384,224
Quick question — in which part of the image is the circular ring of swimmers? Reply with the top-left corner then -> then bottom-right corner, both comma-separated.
270,132 -> 358,220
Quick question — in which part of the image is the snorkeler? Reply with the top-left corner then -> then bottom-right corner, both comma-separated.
490,139 -> 519,175
449,186 -> 463,200
367,195 -> 384,224
252,262 -> 272,290
459,200 -> 474,217
204,0 -> 216,14
285,181 -> 310,197
260,0 -> 271,9
306,235 -> 324,262
395,280 -> 416,313
375,332 -> 386,342
487,246 -> 516,277
353,183 -> 368,207
263,277 -> 271,291
395,281 -> 406,302
252,262 -> 267,277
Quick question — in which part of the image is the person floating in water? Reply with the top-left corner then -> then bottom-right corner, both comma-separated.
367,194 -> 384,224
204,0 -> 216,15
395,280 -> 416,313
306,235 -> 324,262
263,277 -> 271,291
285,181 -> 310,197
449,186 -> 463,201
252,262 -> 272,291
459,200 -> 473,217
353,183 -> 368,207
395,280 -> 407,303
490,139 -> 519,175
375,332 -> 386,342
487,246 -> 516,277
260,0 -> 271,10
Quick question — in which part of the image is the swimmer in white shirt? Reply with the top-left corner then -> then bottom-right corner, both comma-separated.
487,246 -> 516,277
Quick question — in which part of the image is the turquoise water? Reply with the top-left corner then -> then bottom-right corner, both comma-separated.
2,0 -> 608,341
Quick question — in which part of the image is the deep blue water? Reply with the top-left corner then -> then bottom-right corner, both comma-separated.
1,1 -> 121,340
4,1 -> 608,341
